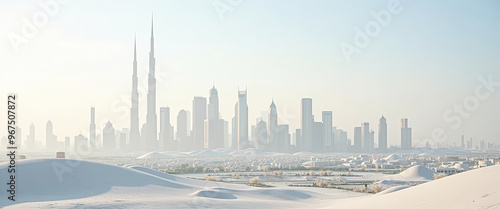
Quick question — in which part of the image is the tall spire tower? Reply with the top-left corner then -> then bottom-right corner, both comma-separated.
130,36 -> 140,149
146,15 -> 158,150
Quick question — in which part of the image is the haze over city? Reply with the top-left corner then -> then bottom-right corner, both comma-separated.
1,1 -> 500,209
1,0 -> 499,149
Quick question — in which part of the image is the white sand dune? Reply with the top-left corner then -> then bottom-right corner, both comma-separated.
1,159 -> 498,209
0,159 -> 327,208
327,165 -> 500,209
382,165 -> 436,182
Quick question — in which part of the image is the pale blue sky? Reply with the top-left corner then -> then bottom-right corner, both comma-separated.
1,0 -> 499,147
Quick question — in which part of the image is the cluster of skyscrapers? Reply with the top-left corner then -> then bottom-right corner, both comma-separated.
11,19 -> 424,154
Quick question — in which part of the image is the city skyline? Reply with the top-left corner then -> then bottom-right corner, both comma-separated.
1,1 -> 500,148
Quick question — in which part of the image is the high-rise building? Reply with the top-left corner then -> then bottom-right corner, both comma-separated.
370,130 -> 375,152
145,16 -> 158,151
74,134 -> 88,153
232,102 -> 238,149
27,123 -> 36,151
255,120 -> 268,151
361,122 -> 371,153
401,118 -> 412,150
90,107 -> 96,150
103,121 -> 115,149
295,129 -> 301,149
300,98 -> 313,152
277,124 -> 290,153
46,120 -> 57,150
206,86 -> 224,150
236,89 -> 249,150
159,107 -> 173,151
130,38 -> 140,150
378,116 -> 387,151
268,100 -> 278,152
177,110 -> 190,151
353,127 -> 361,152
322,111 -> 333,152
338,130 -> 348,152
193,97 -> 207,150
312,121 -> 323,152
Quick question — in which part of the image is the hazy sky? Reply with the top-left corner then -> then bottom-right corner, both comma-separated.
1,0 -> 499,147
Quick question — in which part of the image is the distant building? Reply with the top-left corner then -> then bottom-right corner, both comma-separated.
159,107 -> 174,151
361,122 -> 371,153
354,127 -> 361,152
145,18 -> 158,151
90,107 -> 96,151
129,38 -> 141,150
378,116 -> 387,151
206,86 -> 224,150
56,152 -> 65,158
312,121 -> 323,152
322,111 -> 333,152
46,120 -> 57,150
177,110 -> 190,151
255,120 -> 268,151
337,130 -> 348,152
74,134 -> 88,152
236,89 -> 249,150
300,98 -> 313,152
193,97 -> 207,150
277,124 -> 290,153
27,123 -> 36,150
268,100 -> 278,152
401,118 -> 412,150
103,121 -> 115,149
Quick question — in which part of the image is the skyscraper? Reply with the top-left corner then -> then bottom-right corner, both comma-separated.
378,116 -> 387,151
361,122 -> 370,153
177,110 -> 190,151
193,97 -> 207,150
353,127 -> 361,152
159,107 -> 173,151
401,118 -> 412,150
90,107 -> 96,150
74,134 -> 88,153
312,120 -> 323,152
255,120 -> 268,151
103,121 -> 115,149
322,111 -> 333,152
300,98 -> 313,152
232,102 -> 238,149
146,16 -> 158,151
236,89 -> 249,150
268,100 -> 278,152
46,120 -> 57,150
277,124 -> 290,153
206,86 -> 224,149
130,38 -> 140,150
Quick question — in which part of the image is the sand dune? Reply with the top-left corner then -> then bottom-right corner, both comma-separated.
327,165 -> 500,209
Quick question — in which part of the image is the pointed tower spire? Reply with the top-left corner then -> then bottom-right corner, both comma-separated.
134,35 -> 137,61
151,13 -> 154,37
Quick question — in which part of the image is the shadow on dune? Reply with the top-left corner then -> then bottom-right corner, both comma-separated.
0,159 -> 192,207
